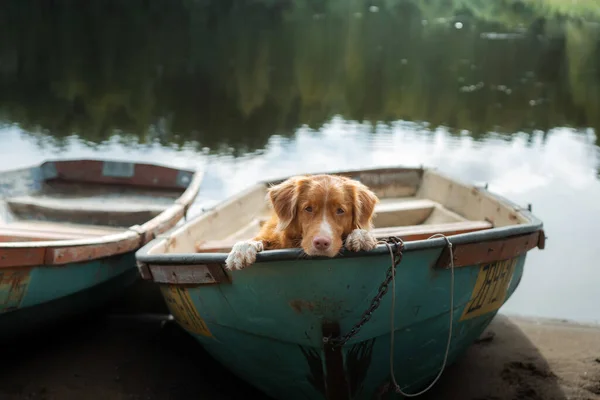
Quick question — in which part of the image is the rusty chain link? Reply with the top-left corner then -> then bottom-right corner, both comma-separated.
323,237 -> 405,348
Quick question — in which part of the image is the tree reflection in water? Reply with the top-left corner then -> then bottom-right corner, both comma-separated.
0,0 -> 598,154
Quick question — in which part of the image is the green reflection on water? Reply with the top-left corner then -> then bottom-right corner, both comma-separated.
0,0 -> 598,154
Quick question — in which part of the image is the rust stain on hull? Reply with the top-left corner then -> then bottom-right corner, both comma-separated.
290,299 -> 316,314
289,298 -> 344,316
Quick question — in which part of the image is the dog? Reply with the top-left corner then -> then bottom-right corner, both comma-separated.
224,174 -> 379,270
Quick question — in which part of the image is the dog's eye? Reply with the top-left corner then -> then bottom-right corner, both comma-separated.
305,206 -> 313,212
336,208 -> 345,215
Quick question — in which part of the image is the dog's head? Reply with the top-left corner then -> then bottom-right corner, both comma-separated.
267,174 -> 379,257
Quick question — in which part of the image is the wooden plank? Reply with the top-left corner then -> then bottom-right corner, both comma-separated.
50,160 -> 191,190
149,263 -> 231,284
267,167 -> 424,198
7,197 -> 165,228
0,228 -> 87,242
0,248 -> 46,268
7,196 -> 168,214
221,218 -> 264,242
44,232 -> 141,265
434,231 -> 543,269
162,183 -> 268,254
2,221 -> 124,237
372,220 -> 492,240
374,198 -> 436,212
372,199 -> 436,227
194,221 -> 493,253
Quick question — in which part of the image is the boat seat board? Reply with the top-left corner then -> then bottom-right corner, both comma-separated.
250,198 -> 465,229
5,196 -> 169,227
6,196 -> 169,214
193,197 -> 476,249
0,221 -> 125,242
194,220 -> 493,253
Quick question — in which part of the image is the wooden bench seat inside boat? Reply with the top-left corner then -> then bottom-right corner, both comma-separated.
371,198 -> 467,226
6,196 -> 170,227
193,197 -> 494,253
194,219 -> 493,253
0,221 -> 124,242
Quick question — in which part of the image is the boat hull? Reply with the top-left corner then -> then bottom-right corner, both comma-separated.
0,159 -> 204,338
155,250 -> 527,400
0,252 -> 139,339
135,165 -> 545,399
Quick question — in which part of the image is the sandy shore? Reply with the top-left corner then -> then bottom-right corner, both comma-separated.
421,315 -> 600,400
0,311 -> 599,400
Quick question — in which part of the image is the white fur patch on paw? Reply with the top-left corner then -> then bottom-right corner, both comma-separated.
345,229 -> 377,252
225,240 -> 264,270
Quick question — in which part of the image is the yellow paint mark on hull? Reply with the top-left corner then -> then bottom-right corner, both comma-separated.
460,257 -> 518,321
161,285 -> 213,337
1,269 -> 31,312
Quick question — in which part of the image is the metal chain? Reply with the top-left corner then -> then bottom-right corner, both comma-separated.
323,237 -> 405,348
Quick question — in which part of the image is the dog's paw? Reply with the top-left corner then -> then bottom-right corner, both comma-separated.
225,240 -> 264,270
345,229 -> 378,252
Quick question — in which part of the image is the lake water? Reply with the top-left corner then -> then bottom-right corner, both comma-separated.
1,0 -> 599,324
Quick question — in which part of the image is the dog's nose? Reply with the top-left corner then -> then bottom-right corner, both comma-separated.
313,236 -> 331,251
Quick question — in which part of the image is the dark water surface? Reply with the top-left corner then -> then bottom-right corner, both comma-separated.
1,0 -> 599,324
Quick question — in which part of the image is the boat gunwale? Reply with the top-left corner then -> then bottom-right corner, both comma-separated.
135,166 -> 545,270
0,158 -> 204,268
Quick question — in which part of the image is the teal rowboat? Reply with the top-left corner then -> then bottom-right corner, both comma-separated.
0,159 -> 203,339
135,166 -> 545,399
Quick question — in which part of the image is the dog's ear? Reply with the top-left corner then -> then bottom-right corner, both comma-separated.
348,180 -> 379,230
267,176 -> 306,231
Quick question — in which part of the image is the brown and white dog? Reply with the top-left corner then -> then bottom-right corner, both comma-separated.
225,174 -> 380,270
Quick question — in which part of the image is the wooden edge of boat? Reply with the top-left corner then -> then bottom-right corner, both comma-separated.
134,166 -> 546,284
38,158 -> 198,190
0,160 -> 204,268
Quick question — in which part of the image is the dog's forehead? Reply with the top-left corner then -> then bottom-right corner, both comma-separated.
304,176 -> 350,200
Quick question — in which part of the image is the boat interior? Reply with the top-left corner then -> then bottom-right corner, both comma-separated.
0,163 -> 192,243
151,168 -> 529,255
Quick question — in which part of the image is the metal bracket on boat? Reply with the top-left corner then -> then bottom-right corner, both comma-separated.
323,237 -> 405,348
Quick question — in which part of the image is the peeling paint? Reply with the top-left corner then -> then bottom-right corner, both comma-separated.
0,269 -> 31,312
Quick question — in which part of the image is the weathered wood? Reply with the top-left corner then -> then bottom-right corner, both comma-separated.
154,184 -> 268,255
7,196 -> 166,227
418,170 -> 529,227
435,231 -> 542,269
44,231 -> 141,265
0,247 -> 47,268
0,159 -> 203,267
194,220 -> 493,253
0,229 -> 88,242
372,220 -> 492,239
537,229 -> 546,250
372,199 -> 435,227
49,160 -> 194,190
1,221 -> 123,237
149,263 -> 231,284
267,167 -> 424,198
